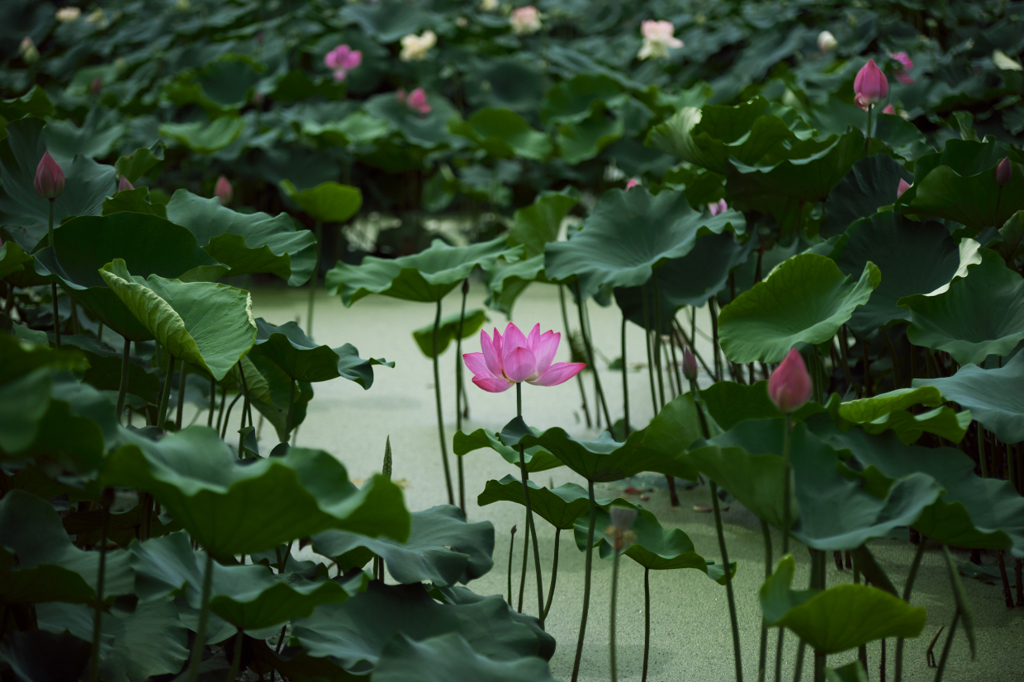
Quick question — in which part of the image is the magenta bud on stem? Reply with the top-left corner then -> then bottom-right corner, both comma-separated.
682,347 -> 698,381
215,175 -> 232,205
768,348 -> 812,413
118,176 -> 134,192
34,151 -> 65,200
995,158 -> 1012,187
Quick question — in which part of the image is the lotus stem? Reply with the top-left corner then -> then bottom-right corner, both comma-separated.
227,629 -> 243,682
287,378 -> 297,444
221,392 -> 242,440
776,414 -> 793,682
998,550 -> 1014,608
455,279 -> 468,514
507,525 -> 517,606
97,322 -> 103,343
668,329 -> 683,397
610,542 -> 622,682
48,199 -> 61,349
1015,558 -> 1023,607
306,219 -> 322,338
812,551 -> 826,682
642,567 -> 651,682
855,566 -> 868,671
175,360 -> 188,431
674,314 -> 714,377
880,638 -> 887,681
571,479 -> 597,682
758,520 -> 773,682
652,279 -> 667,409
862,334 -> 874,397
157,355 -> 176,430
543,527 -> 561,621
837,326 -> 856,396
432,299 -> 455,505
115,337 -> 131,425
621,315 -> 630,439
208,377 -> 216,428
516,382 -> 545,625
865,105 -> 873,154
880,326 -> 902,389
186,551 -> 215,682
517,511 -> 529,613
792,644 -> 805,682
709,298 -> 722,382
559,285 -> 592,428
642,284 -> 658,415
977,423 -> 989,478
932,611 -> 960,682
87,504 -> 110,682
575,285 -> 612,430
238,361 -> 253,429
216,384 -> 227,433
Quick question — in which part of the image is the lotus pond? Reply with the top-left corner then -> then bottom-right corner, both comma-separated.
1,0 -> 1023,681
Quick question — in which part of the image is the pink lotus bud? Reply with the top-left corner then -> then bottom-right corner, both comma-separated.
995,157 -> 1012,187
405,88 -> 432,115
768,348 -> 812,413
90,78 -> 102,96
34,151 -> 65,200
118,176 -> 134,192
215,175 -> 232,205
892,52 -> 914,84
854,60 -> 888,107
708,199 -> 728,216
625,178 -> 639,189
682,347 -> 697,381
882,104 -> 895,115
897,178 -> 911,198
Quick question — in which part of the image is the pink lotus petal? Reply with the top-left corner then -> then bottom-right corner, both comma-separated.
526,323 -> 541,352
531,330 -> 560,376
481,329 -> 504,378
504,347 -> 537,383
473,375 -> 513,392
463,352 -> 499,380
530,362 -> 586,387
502,322 -> 528,362
897,74 -> 914,84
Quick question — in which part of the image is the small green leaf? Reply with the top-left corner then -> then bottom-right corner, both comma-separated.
158,117 -> 246,154
280,180 -> 362,224
412,308 -> 488,358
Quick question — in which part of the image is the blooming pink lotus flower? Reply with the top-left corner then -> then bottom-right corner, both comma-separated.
464,322 -> 586,393
892,52 -> 914,84
995,157 -> 1012,187
510,6 -> 542,35
117,176 -> 134,192
215,175 -> 232,205
324,44 -> 362,82
625,178 -> 640,189
897,178 -> 911,198
638,20 -> 683,60
34,152 -> 65,200
708,199 -> 728,216
854,60 -> 888,109
768,348 -> 812,413
402,87 -> 431,114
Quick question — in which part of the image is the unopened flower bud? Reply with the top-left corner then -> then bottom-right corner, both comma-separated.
118,175 -> 134,192
19,36 -> 39,64
817,31 -> 837,53
768,348 -> 812,413
215,175 -> 232,205
682,347 -> 698,381
90,78 -> 103,96
34,152 -> 65,200
995,157 -> 1012,187
897,178 -> 911,198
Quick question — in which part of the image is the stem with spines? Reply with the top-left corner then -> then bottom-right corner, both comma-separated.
432,299 -> 455,505
571,479 -> 597,682
516,382 -> 545,625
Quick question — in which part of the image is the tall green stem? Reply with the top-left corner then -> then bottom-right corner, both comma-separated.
895,540 -> 927,681
932,611 -> 960,682
710,299 -> 722,381
186,551 -> 215,682
642,567 -> 651,682
559,285 -> 592,428
507,525 -> 517,606
812,551 -> 826,682
575,286 -> 612,429
432,299 -> 455,505
287,378 -> 296,445
652,279 -> 667,409
208,377 -> 216,428
758,520 -> 773,682
865,105 -> 874,154
48,200 -> 61,348
157,355 -> 176,430
571,480 -> 597,682
516,382 -> 545,625
87,505 -> 110,682
621,315 -> 630,438
642,284 -> 658,415
517,512 -> 529,612
115,337 -> 131,425
227,630 -> 243,682
776,414 -> 793,682
977,423 -> 989,478
610,546 -> 622,682
543,528 -> 560,620
455,279 -> 468,514
306,220 -> 322,338
175,360 -> 188,431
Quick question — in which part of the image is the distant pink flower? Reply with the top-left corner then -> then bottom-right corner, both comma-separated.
708,199 -> 728,216
854,60 -> 888,109
402,87 -> 431,114
464,323 -> 586,393
117,176 -> 134,192
882,104 -> 896,115
215,175 -> 232,205
897,178 -> 911,198
34,152 -> 65,200
892,52 -> 914,84
768,348 -> 812,413
510,6 -> 541,35
324,44 -> 362,82
638,20 -> 683,60
625,178 -> 640,189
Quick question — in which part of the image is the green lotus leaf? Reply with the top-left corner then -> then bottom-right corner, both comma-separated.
507,188 -> 580,258
898,248 -> 1024,365
63,503 -> 181,548
165,189 -> 317,286
412,308 -> 488,359
102,186 -> 167,219
0,334 -> 88,384
556,112 -> 624,164
158,117 -> 246,154
541,74 -> 624,126
301,112 -> 392,147
483,254 -> 552,317
825,662 -> 870,682
241,353 -> 314,443
363,92 -> 462,149
339,0 -> 428,42
102,427 -> 410,557
251,317 -> 392,386
914,352 -> 1024,443
820,155 -> 913,238
811,418 -> 1024,556
279,180 -> 362,224
847,406 -> 971,445
450,108 -> 552,161
99,259 -> 255,380
718,254 -> 880,364
0,118 -> 117,250
312,505 -> 493,587
328,237 -> 523,305
373,632 -> 559,682
695,379 -> 825,433
478,475 -> 618,529
0,490 -> 134,605
833,385 -> 969,443
901,153 -> 1024,231
0,631 -> 90,682
544,187 -> 745,301
575,502 -> 731,581
453,428 -> 563,474
114,143 -> 165,183
131,532 -> 365,631
614,232 -> 755,333
292,582 -> 551,674
45,108 -> 126,160
0,239 -> 33,279
0,86 -> 54,120
831,213 -> 960,334
760,555 -> 926,654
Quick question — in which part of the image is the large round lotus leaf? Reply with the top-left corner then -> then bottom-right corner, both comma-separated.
718,254 -> 880,364
0,490 -> 134,605
832,386 -> 971,445
761,555 -> 926,654
372,632 -> 559,682
484,254 -> 554,317
831,212 -> 960,333
102,427 -> 410,557
242,354 -> 314,443
576,502 -> 729,580
292,582 -> 551,674
900,143 -> 1024,231
541,74 -> 624,126
158,117 -> 246,155
507,188 -> 581,258
0,240 -> 32,279
914,352 -> 1024,443
809,418 -> 1024,555
412,308 -> 488,359
899,249 -> 1024,365
556,112 -> 624,165
164,189 -> 317,286
130,532 -> 364,631
449,108 -> 553,161
0,118 -> 117,250
102,186 -> 167,219
45,108 -> 125,160
820,155 -> 913,239
0,631 -> 90,682
339,0 -> 428,42
250,317 -> 392,386
544,187 -> 745,301
453,428 -> 563,474
614,231 -> 755,332
312,505 -> 493,587
645,97 -> 815,175
278,180 -> 362,224
328,237 -> 523,305
478,475 -> 620,529
99,260 -> 255,381
696,380 -> 827,433
363,93 -> 462,149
